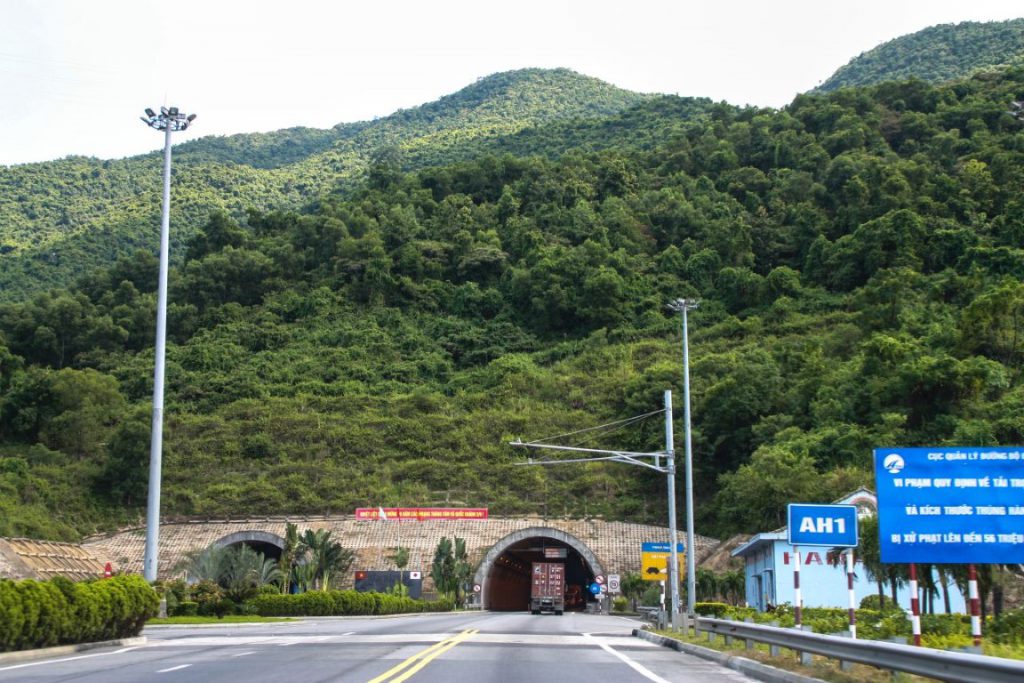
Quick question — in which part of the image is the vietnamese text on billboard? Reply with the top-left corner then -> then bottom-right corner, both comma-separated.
874,447 -> 1024,563
355,507 -> 488,521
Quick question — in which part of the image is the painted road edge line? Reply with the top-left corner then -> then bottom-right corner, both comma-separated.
583,633 -> 671,683
367,629 -> 478,683
0,646 -> 140,672
157,664 -> 192,673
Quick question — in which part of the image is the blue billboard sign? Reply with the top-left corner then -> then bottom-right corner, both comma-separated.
642,542 -> 685,553
787,504 -> 858,547
874,447 -> 1024,563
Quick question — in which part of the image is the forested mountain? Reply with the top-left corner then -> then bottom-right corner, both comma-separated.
0,69 -> 654,302
2,63 -> 1023,543
817,19 -> 1024,92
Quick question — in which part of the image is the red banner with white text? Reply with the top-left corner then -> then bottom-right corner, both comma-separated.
355,507 -> 489,521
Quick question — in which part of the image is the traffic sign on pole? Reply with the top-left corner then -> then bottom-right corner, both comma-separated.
608,574 -> 621,593
787,504 -> 858,547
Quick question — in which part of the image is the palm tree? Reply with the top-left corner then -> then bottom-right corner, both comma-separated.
177,545 -> 229,584
278,523 -> 299,594
299,528 -> 355,591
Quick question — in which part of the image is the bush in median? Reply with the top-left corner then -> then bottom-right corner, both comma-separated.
0,575 -> 159,653
248,590 -> 454,617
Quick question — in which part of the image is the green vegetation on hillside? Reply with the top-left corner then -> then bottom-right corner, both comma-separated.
818,19 -> 1024,92
1,66 -> 1024,545
0,69 -> 650,303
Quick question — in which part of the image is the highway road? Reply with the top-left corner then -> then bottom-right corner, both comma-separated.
0,612 -> 756,683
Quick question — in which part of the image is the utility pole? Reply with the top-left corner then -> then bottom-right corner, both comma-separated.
511,395 -> 684,630
663,390 -> 682,630
140,106 -> 196,582
668,298 -> 698,621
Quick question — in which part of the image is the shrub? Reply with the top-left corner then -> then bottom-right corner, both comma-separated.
247,590 -> 451,617
174,601 -> 199,617
612,597 -> 628,612
694,602 -> 731,617
990,609 -> 1024,644
0,575 -> 158,653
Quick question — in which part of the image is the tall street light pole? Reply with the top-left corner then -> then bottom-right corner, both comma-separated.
140,106 -> 195,582
668,298 -> 698,621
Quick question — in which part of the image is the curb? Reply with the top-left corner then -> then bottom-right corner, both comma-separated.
632,629 -> 825,683
0,637 -> 147,665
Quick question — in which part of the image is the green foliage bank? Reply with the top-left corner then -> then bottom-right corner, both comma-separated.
1,66 -> 1024,542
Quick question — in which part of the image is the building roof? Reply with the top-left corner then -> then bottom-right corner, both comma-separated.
0,538 -> 107,581
731,532 -> 786,559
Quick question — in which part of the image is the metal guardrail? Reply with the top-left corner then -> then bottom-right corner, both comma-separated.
697,617 -> 1024,683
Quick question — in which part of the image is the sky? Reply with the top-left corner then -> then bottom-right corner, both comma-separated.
1,1 -> 1022,166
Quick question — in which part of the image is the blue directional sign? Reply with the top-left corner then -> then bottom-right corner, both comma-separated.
787,504 -> 858,547
589,582 -> 602,595
641,542 -> 685,553
874,447 -> 1024,564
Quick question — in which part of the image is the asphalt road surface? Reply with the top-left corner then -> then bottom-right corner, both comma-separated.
0,612 -> 756,683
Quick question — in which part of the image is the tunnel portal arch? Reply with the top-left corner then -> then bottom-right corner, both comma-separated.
212,530 -> 285,561
474,527 -> 605,611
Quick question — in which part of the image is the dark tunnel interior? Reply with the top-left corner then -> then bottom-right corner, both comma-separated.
485,538 -> 597,611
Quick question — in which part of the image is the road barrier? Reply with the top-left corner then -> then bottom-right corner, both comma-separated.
696,617 -> 1024,683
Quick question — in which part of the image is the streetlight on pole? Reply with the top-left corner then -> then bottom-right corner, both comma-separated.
140,106 -> 195,582
668,298 -> 698,621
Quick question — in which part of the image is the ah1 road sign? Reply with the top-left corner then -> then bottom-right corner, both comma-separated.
787,503 -> 858,547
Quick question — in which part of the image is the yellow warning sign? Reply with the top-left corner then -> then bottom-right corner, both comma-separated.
641,543 -> 685,581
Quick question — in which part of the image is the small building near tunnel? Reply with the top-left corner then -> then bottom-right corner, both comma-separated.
80,515 -> 719,608
732,489 -> 968,613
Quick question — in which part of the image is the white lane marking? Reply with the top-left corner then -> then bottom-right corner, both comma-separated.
0,647 -> 139,672
342,631 -> 356,636
231,651 -> 257,657
157,664 -> 192,673
583,633 -> 671,683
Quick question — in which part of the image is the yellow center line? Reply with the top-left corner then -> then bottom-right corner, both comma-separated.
367,629 -> 479,683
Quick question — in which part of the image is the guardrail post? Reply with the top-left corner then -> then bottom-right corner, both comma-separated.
744,617 -> 754,650
832,630 -> 853,671
768,621 -> 780,656
724,617 -> 733,646
799,625 -> 813,666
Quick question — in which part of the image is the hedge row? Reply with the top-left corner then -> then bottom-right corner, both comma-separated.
249,590 -> 454,617
0,575 -> 159,652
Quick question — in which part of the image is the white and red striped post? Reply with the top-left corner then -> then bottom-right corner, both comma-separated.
969,564 -> 982,647
846,551 -> 857,639
909,563 -> 921,646
793,546 -> 802,628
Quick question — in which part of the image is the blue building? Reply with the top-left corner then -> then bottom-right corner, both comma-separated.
732,488 -> 967,613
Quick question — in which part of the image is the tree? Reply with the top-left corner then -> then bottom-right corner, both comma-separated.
620,572 -> 646,611
278,523 -> 300,594
389,546 -> 411,595
299,528 -> 354,591
431,537 -> 460,601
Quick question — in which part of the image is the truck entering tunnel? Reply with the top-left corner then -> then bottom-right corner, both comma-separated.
484,537 -> 597,611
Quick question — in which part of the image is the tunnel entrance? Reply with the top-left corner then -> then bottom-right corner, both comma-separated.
476,528 -> 604,612
213,531 -> 284,562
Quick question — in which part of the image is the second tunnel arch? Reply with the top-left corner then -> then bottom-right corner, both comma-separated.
473,527 -> 605,611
